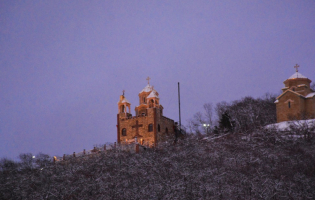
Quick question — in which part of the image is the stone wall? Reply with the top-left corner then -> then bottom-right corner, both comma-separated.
117,107 -> 174,146
306,98 -> 315,118
276,92 -> 305,122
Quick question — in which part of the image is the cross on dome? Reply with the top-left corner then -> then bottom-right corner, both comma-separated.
122,90 -> 125,96
146,76 -> 151,85
294,64 -> 300,72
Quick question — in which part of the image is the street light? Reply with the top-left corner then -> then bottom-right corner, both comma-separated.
203,124 -> 210,134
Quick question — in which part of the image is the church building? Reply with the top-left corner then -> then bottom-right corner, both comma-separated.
275,64 -> 315,122
116,78 -> 175,146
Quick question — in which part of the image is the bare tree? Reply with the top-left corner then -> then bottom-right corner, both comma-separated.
18,153 -> 35,170
192,111 -> 204,134
288,114 -> 315,141
214,94 -> 276,133
0,158 -> 18,172
35,152 -> 51,168
203,103 -> 213,128
215,101 -> 229,121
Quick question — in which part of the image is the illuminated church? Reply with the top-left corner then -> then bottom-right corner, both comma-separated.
116,78 -> 175,146
275,65 -> 315,122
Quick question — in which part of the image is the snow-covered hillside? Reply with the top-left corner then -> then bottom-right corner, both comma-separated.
265,119 -> 315,131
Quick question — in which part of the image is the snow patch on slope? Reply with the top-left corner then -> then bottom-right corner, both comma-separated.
265,119 -> 315,131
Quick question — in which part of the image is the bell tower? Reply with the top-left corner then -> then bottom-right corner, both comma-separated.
135,77 -> 160,116
147,87 -> 160,108
117,90 -> 131,119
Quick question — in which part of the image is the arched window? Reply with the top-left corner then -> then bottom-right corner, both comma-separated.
120,105 -> 125,113
122,128 -> 127,136
158,124 -> 160,132
149,99 -> 154,108
148,124 -> 153,132
291,86 -> 296,91
143,97 -> 146,103
288,101 -> 291,108
165,127 -> 168,133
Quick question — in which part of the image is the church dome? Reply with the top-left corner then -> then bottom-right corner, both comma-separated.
147,90 -> 159,98
139,84 -> 152,93
288,72 -> 308,79
139,84 -> 158,94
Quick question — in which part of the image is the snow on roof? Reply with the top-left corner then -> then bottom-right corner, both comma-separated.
288,72 -> 307,79
147,91 -> 159,98
274,100 -> 279,103
297,84 -> 307,87
117,96 -> 130,104
139,84 -> 157,94
306,92 -> 315,98
122,98 -> 130,103
139,84 -> 152,93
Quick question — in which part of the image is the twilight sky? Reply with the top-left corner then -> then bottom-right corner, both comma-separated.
1,0 -> 315,159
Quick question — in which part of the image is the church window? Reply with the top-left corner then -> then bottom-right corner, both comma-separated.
165,128 -> 168,133
120,105 -> 125,113
158,124 -> 160,132
143,97 -> 146,103
288,102 -> 291,108
122,128 -> 127,136
149,99 -> 154,108
148,124 -> 153,132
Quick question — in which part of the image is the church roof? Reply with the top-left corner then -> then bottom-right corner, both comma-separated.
306,92 -> 315,98
288,72 -> 308,79
147,91 -> 159,98
276,89 -> 304,100
121,98 -> 130,103
117,96 -> 130,104
139,84 -> 152,93
139,84 -> 157,94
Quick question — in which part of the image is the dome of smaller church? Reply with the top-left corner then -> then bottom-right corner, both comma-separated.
288,72 -> 308,79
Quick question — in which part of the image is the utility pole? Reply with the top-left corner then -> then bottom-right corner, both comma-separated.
178,82 -> 181,130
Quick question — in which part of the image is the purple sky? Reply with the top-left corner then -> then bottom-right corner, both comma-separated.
1,1 -> 315,159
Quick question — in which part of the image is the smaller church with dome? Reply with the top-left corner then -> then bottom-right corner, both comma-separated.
116,78 -> 175,146
275,64 -> 315,122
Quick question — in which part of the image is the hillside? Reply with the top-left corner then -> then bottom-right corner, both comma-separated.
266,119 -> 315,131
1,131 -> 315,199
